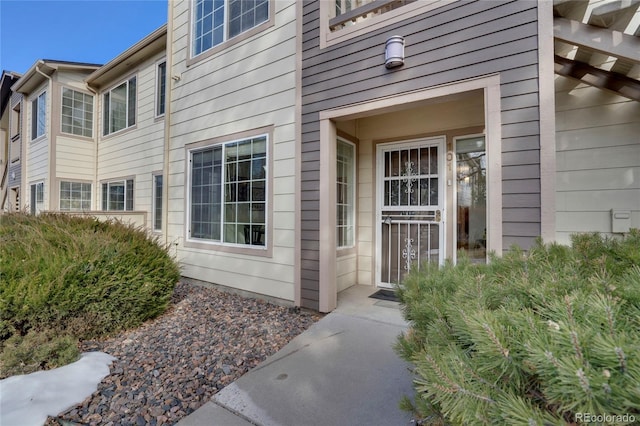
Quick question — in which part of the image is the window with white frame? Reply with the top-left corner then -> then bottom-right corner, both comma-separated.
60,181 -> 91,211
156,61 -> 166,117
62,88 -> 94,137
101,179 -> 134,211
30,181 -> 44,215
153,174 -> 163,231
337,139 -> 355,248
192,0 -> 270,56
103,76 -> 136,136
31,91 -> 46,140
189,135 -> 267,246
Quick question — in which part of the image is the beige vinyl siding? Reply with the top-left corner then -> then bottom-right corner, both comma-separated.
97,52 -> 166,220
168,0 -> 298,302
555,76 -> 640,243
56,136 -> 95,181
26,82 -> 49,211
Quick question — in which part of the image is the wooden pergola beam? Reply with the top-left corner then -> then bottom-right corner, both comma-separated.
554,17 -> 640,64
554,55 -> 640,101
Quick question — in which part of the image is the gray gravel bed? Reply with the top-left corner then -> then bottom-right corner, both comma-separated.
46,282 -> 321,426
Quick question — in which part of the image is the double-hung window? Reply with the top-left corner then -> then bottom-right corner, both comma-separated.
103,76 -> 136,136
60,181 -> 91,211
192,0 -> 270,56
156,61 -> 166,117
102,179 -> 134,211
30,182 -> 44,215
337,139 -> 355,248
189,135 -> 267,247
62,88 -> 93,137
31,91 -> 46,140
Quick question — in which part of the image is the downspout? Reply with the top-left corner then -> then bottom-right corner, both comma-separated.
35,61 -> 53,212
163,4 -> 174,247
84,83 -> 99,212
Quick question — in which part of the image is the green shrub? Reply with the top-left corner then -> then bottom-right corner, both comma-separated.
396,231 -> 640,425
0,329 -> 80,377
0,213 -> 180,375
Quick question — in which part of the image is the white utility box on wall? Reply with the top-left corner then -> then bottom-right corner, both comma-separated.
611,209 -> 631,234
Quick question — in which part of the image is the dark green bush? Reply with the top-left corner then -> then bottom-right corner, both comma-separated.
0,213 -> 180,375
396,231 -> 640,425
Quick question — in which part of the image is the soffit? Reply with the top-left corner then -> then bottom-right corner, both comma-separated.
86,25 -> 167,90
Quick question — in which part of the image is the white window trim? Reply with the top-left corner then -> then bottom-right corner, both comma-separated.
336,137 -> 356,250
60,87 -> 94,138
101,178 -> 134,211
30,181 -> 45,215
31,90 -> 47,141
186,133 -> 270,250
102,75 -> 137,137
59,180 -> 92,212
155,59 -> 167,119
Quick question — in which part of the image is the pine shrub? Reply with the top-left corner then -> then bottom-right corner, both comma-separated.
396,231 -> 640,425
0,213 -> 180,376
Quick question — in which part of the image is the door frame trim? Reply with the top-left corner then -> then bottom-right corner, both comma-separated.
317,74 -> 502,312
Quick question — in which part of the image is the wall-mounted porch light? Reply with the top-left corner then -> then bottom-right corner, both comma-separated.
385,35 -> 405,69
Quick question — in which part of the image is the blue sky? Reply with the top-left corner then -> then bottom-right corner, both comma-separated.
0,0 -> 167,74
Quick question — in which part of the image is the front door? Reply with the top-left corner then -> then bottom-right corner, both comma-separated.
376,137 -> 445,288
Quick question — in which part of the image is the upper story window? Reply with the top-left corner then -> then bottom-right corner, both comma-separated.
192,0 -> 269,57
62,88 -> 94,138
11,102 -> 21,140
31,91 -> 46,140
103,76 -> 136,136
156,61 -> 167,117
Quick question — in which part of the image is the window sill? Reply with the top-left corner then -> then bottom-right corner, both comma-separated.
60,132 -> 94,142
101,125 -> 137,140
184,238 -> 272,258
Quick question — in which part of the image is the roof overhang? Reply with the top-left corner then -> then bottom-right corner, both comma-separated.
1,71 -> 21,111
86,24 -> 167,90
11,60 -> 101,94
553,0 -> 640,100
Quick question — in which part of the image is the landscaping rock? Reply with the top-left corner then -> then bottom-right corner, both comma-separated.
46,282 -> 320,425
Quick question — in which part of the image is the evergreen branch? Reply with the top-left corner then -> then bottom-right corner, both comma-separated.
614,347 -> 627,373
604,300 -> 615,337
576,368 -> 592,397
544,350 -> 561,369
482,322 -> 510,359
564,295 -> 575,327
570,331 -> 583,363
424,354 -> 495,404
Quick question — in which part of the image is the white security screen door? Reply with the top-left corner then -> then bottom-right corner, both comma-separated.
376,137 -> 445,288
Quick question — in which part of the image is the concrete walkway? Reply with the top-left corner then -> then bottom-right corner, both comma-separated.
177,285 -> 415,426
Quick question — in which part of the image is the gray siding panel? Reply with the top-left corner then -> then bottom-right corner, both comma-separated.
300,0 -> 542,309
